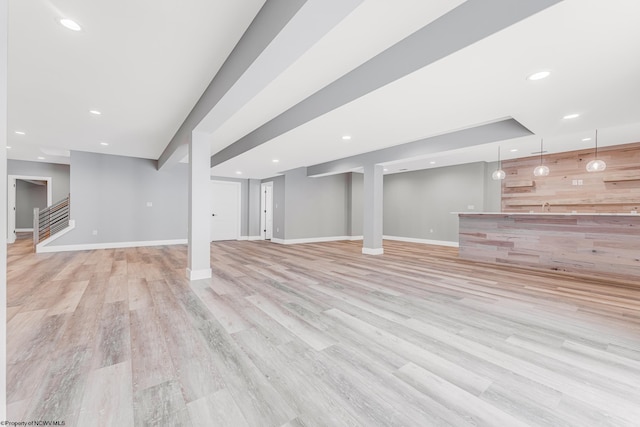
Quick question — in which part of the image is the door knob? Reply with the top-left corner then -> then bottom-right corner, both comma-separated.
212,213 -> 216,216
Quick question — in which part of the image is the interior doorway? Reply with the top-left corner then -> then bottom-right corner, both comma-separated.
7,175 -> 52,244
260,181 -> 273,240
210,180 -> 241,242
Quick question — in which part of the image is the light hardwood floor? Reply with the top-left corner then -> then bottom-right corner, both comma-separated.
6,234 -> 640,426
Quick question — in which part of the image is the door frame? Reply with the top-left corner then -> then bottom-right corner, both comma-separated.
260,181 -> 273,240
210,180 -> 242,241
7,175 -> 53,244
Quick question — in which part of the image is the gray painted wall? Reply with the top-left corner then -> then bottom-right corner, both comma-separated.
52,151 -> 188,246
8,160 -> 70,202
248,179 -> 261,237
283,168 -> 349,240
16,180 -> 47,228
383,162 -> 495,242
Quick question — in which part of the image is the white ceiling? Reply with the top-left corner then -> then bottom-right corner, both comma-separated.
8,0 -> 640,179
7,0 -> 265,163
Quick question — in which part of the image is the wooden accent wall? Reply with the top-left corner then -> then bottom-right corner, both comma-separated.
458,213 -> 640,281
502,141 -> 640,213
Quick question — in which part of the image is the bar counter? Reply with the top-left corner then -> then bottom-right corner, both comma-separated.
457,212 -> 640,280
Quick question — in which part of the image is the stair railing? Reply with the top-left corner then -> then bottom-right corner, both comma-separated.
33,195 -> 70,247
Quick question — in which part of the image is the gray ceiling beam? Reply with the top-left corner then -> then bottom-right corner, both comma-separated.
306,118 -> 532,177
210,0 -> 563,169
157,0 -> 307,169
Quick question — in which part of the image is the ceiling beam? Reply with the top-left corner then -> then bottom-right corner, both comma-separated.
306,118 -> 532,177
158,0 -> 367,170
157,0 -> 307,169
210,0 -> 563,169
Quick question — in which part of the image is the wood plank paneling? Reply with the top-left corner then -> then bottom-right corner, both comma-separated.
459,213 -> 640,281
502,141 -> 640,213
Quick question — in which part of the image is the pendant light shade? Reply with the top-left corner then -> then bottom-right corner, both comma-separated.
586,129 -> 606,172
533,164 -> 550,177
533,138 -> 549,177
492,146 -> 506,180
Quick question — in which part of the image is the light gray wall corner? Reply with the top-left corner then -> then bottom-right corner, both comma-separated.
8,160 -> 70,202
265,175 -> 286,239
15,181 -> 47,228
158,0 -> 307,169
248,179 -> 261,237
283,167 -> 349,240
345,173 -> 353,236
483,161 -> 502,212
350,172 -> 363,236
52,152 -> 189,246
383,162 -> 487,243
210,176 -> 249,236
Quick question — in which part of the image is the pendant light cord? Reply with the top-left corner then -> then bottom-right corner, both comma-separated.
540,139 -> 543,165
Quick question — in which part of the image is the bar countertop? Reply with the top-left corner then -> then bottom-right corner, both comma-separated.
453,212 -> 640,217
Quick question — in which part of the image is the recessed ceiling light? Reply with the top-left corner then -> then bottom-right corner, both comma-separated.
342,135 -> 352,141
383,168 -> 388,172
527,71 -> 551,81
90,110 -> 102,115
100,142 -> 109,146
272,159 -> 279,163
59,18 -> 82,31
582,137 -> 591,142
37,156 -> 45,160
14,131 -> 25,135
510,148 -> 519,152
6,146 -> 11,149
563,113 -> 580,120
235,171 -> 242,175
429,161 -> 436,165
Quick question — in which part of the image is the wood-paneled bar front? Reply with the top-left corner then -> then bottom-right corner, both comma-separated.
458,141 -> 640,281
458,213 -> 640,281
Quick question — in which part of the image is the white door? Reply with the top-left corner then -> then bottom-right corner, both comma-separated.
210,181 -> 241,241
261,182 -> 273,240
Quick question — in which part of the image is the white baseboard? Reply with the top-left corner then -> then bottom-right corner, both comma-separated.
238,236 -> 248,241
16,228 -> 33,232
36,220 -> 76,252
383,235 -> 459,248
239,235 -> 263,241
362,247 -> 384,255
270,235 -> 359,245
186,267 -> 212,281
38,237 -> 188,253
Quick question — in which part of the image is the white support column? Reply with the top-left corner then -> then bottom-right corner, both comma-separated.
186,131 -> 212,280
362,163 -> 384,255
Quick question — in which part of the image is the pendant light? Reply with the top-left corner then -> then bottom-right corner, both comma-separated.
586,129 -> 606,172
533,138 -> 549,177
492,146 -> 506,180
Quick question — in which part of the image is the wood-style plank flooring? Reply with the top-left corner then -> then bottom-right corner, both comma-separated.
6,234 -> 640,426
